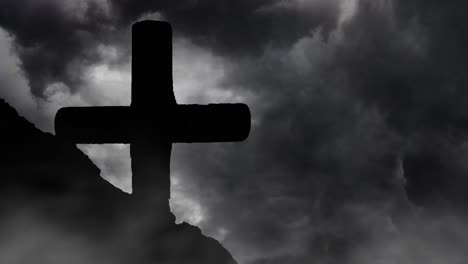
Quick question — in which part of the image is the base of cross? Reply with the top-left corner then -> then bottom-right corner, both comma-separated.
130,136 -> 174,226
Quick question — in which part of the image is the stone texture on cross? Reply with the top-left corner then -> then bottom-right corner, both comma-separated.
55,20 -> 250,224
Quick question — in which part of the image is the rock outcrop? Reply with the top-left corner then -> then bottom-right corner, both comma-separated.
0,98 -> 237,264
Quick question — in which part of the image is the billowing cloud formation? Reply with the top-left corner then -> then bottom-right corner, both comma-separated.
0,0 -> 341,97
2,0 -> 468,263
0,0 -> 112,96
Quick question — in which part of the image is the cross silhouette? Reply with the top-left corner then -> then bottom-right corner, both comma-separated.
55,20 -> 250,218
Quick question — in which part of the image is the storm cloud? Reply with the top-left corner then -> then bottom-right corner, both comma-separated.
1,0 -> 468,263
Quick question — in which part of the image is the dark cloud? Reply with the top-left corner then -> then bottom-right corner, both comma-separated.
173,0 -> 468,262
0,0 -> 341,97
0,0 -> 113,96
162,0 -> 340,56
334,0 -> 468,208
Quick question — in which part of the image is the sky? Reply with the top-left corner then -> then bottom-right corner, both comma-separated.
1,0 -> 468,263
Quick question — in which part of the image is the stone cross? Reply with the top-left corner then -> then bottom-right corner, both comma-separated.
55,20 -> 250,218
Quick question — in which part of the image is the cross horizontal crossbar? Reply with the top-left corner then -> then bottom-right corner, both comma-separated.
55,104 -> 250,143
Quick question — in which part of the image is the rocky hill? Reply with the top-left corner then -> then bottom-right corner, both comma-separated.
0,98 -> 236,264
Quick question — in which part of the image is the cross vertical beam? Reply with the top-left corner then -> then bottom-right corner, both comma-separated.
132,21 -> 176,107
131,21 -> 174,215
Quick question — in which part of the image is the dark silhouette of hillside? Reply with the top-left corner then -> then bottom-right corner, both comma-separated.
0,98 -> 237,264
